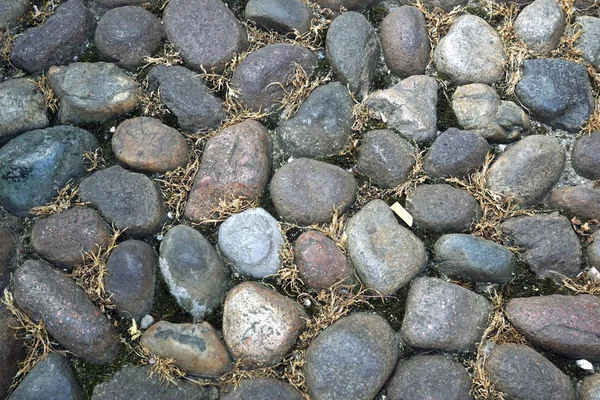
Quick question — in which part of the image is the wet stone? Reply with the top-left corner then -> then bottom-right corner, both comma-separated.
245,0 -> 312,34
514,0 -> 565,54
221,378 -> 304,400
549,186 -> 600,220
572,131 -> 600,180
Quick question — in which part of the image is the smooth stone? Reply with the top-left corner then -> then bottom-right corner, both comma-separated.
245,0 -> 311,34
381,6 -> 430,78
105,239 -> 156,321
486,135 -> 565,206
223,281 -> 307,367
0,306 -> 25,399
401,277 -> 491,352
270,158 -> 357,225
514,0 -> 564,54
0,125 -> 98,217
277,82 -> 353,158
515,58 -> 594,132
356,129 -> 415,188
0,78 -> 49,145
31,207 -> 112,268
501,213 -> 582,279
218,208 -> 284,279
366,75 -> 438,144
10,0 -> 96,74
112,117 -> 189,174
580,375 -> 600,400
347,199 -> 427,294
221,378 -> 304,400
147,65 -> 226,132
184,120 -> 271,222
576,16 -> 600,69
141,320 -> 233,377
94,6 -> 164,71
419,0 -> 468,11
572,131 -> 600,180
79,166 -> 166,237
549,186 -> 600,220
588,231 -> 600,269
94,0 -> 148,7
163,0 -> 248,72
304,313 -> 398,400
485,344 -> 576,400
316,0 -> 378,10
325,11 -> 380,97
13,260 -> 120,364
0,0 -> 29,27
140,315 -> 154,329
0,228 -> 15,289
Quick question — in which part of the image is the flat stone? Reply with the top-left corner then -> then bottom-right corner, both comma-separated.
223,281 -> 307,367
401,277 -> 491,352
163,0 -> 248,72
0,306 -> 25,399
0,227 -> 15,289
572,131 -> 600,180
514,0 -> 564,54
270,158 -> 357,225
49,62 -> 140,125
0,0 -> 29,27
316,0 -> 377,10
10,0 -> 96,74
245,0 -> 312,34
549,186 -> 600,220
159,225 -> 228,320
501,213 -> 582,279
580,374 -> 600,400
221,378 -> 304,400
13,260 -> 120,364
486,135 -> 565,206
141,320 -> 233,377
0,78 -> 48,145
347,199 -> 427,295
0,125 -> 98,217
366,75 -> 438,144
185,120 -> 271,222
112,117 -> 189,174
588,231 -> 600,269
31,207 -> 112,268
576,16 -> 600,69
304,313 -> 398,400
79,166 -> 166,237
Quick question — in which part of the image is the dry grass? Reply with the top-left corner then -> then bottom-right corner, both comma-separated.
355,179 -> 386,208
308,209 -> 348,253
193,195 -> 261,226
138,76 -> 172,119
83,148 -> 107,172
153,152 -> 201,221
385,149 -> 429,199
142,42 -> 183,70
30,74 -> 59,114
133,345 -> 187,385
29,181 -> 87,217
561,270 -> 600,295
28,0 -> 61,26
279,64 -> 332,118
270,221 -> 306,296
0,28 -> 14,64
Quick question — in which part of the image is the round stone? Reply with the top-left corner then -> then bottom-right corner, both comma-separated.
245,0 -> 312,34
572,132 -> 600,180
587,231 -> 600,269
549,186 -> 600,220
514,0 -> 565,54
0,0 -> 29,27
221,378 -> 304,400
0,78 -> 49,145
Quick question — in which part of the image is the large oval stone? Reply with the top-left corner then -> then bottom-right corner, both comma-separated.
572,131 -> 600,180
245,0 -> 312,35
549,186 -> 600,221
514,0 -> 565,54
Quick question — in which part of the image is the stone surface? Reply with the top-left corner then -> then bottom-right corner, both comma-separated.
0,228 -> 15,289
347,199 -> 427,294
434,15 -> 505,85
163,0 -> 248,72
576,16 -> 600,69
356,129 -> 415,188
245,0 -> 311,34
486,135 -> 565,206
93,0 -> 148,7
434,234 -> 516,284
501,213 -> 582,279
386,355 -> 472,400
420,0 -> 468,11
31,207 -> 112,267
401,277 -> 491,352
549,186 -> 600,220
304,313 -> 398,400
0,0 -> 29,27
316,0 -> 377,10
514,0 -> 564,54
230,43 -> 318,112
185,120 -> 271,222
223,281 -> 307,367
0,78 -> 48,145
366,75 -> 438,144
0,125 -> 98,217
13,260 -> 120,364
270,158 -> 357,225
159,225 -> 228,320
140,315 -> 154,329
515,58 -> 594,132
485,344 -> 576,400
105,239 -> 156,321
49,62 -> 140,125
218,208 -> 284,278
79,166 -> 166,237
588,231 -> 600,269
141,321 -> 233,377
0,306 -> 25,399
572,131 -> 600,180
10,0 -> 96,74
326,11 -> 380,97
580,374 -> 600,400
381,6 -> 430,78
221,378 -> 304,400
277,82 -> 353,158
112,117 -> 189,173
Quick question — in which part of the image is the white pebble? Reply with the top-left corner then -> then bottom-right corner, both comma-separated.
109,126 -> 116,133
303,299 -> 311,307
576,359 -> 595,373
167,211 -> 174,220
589,267 -> 600,283
140,314 -> 155,330
156,234 -> 163,241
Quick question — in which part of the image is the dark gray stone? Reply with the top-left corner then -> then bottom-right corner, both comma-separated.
0,0 -> 29,27
245,0 -> 311,34
580,374 -> 600,400
94,0 -> 147,7
0,306 -> 25,399
316,0 -> 378,10
549,186 -> 600,220
572,131 -> 600,180
0,227 -> 15,289
221,378 -> 304,400
0,78 -> 48,145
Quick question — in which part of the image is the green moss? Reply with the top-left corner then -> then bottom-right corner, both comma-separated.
504,261 -> 569,299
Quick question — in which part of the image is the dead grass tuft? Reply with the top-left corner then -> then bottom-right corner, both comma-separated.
83,148 -> 107,172
142,42 -> 183,69
133,345 -> 187,385
193,195 -> 261,226
138,77 -> 172,119
29,181 -> 87,217
308,209 -> 348,253
30,74 -> 59,114
153,152 -> 201,221
0,28 -> 14,64
355,179 -> 386,208
28,0 -> 61,26
219,359 -> 282,388
561,269 -> 600,295
385,149 -> 429,199
581,94 -> 600,136
271,221 -> 306,296
279,63 -> 332,118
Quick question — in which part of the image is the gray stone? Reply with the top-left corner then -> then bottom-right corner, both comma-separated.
326,11 -> 380,97
347,199 -> 427,295
316,0 -> 377,10
0,228 -> 15,289
588,231 -> 600,269
79,166 -> 166,237
381,6 -> 430,78
221,378 -> 304,400
0,125 -> 98,217
94,0 -> 148,7
277,82 -> 353,158
0,78 -> 48,145
576,16 -> 600,69
218,207 -> 284,278
367,75 -> 438,144
515,58 -> 594,132
10,0 -> 96,74
270,158 -> 357,225
434,15 -> 505,85
434,234 -> 516,284
163,0 -> 248,72
245,0 -> 311,34
159,225 -> 228,320
501,213 -> 582,279
514,0 -> 565,54
419,0 -> 468,11
549,186 -> 600,220
140,315 -> 154,330
572,131 -> 600,180
356,129 -> 415,188
304,313 -> 398,400
0,306 -> 25,399
0,0 -> 29,27
580,374 -> 600,400
401,277 -> 491,352
487,135 -> 565,206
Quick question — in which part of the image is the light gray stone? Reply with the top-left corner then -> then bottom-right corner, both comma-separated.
576,16 -> 600,69
514,0 -> 565,54
0,78 -> 48,145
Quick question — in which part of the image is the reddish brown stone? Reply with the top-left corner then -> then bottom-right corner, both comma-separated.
0,227 -> 15,288
0,306 -> 25,399
549,186 -> 600,221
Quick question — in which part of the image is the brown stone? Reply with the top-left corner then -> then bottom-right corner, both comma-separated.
0,306 -> 25,399
0,227 -> 15,288
549,186 -> 600,221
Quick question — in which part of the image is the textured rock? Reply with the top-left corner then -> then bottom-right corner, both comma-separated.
0,0 -> 29,27
576,16 -> 600,69
419,0 -> 468,11
0,306 -> 25,399
588,231 -> 600,269
316,0 -> 377,10
245,0 -> 311,34
221,378 -> 304,400
0,78 -> 48,145
514,0 -> 564,54
580,374 -> 600,400
0,228 -> 15,289
549,186 -> 600,220
93,0 -> 148,7
572,131 -> 600,180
